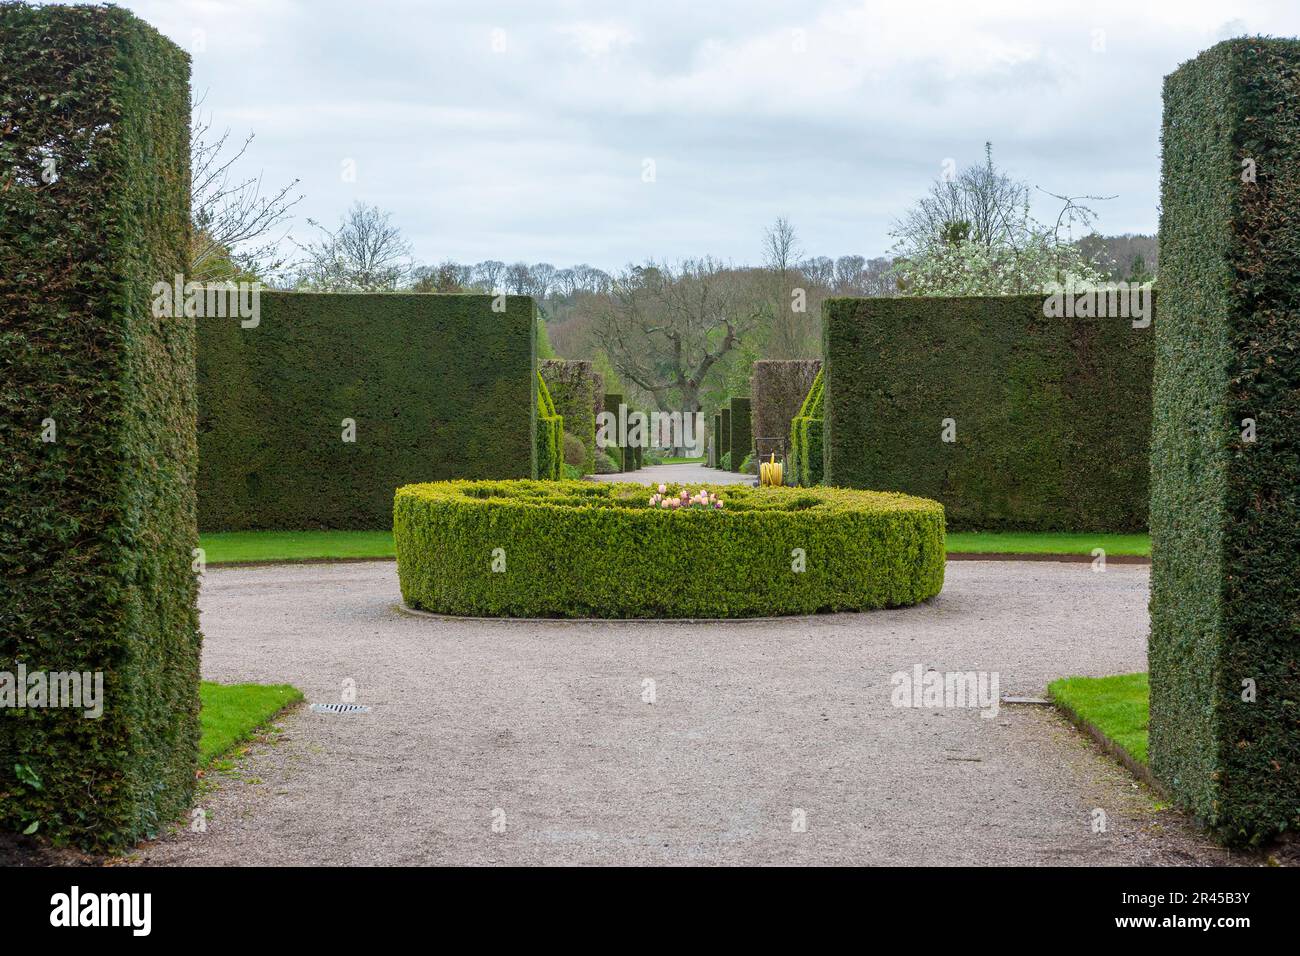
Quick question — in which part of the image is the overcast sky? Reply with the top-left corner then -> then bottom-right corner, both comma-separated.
85,0 -> 1300,272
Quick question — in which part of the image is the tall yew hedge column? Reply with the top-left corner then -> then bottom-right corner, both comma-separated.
1151,38 -> 1300,844
0,6 -> 197,848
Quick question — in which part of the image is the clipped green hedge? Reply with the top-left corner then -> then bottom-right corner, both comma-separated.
751,359 -> 820,459
728,397 -> 752,473
395,480 -> 945,618
719,407 -> 731,465
712,413 -> 722,467
540,359 -> 596,474
822,296 -> 1153,530
0,5 -> 198,849
789,369 -> 825,486
535,371 -> 563,480
198,293 -> 536,528
1151,38 -> 1300,845
602,392 -> 624,471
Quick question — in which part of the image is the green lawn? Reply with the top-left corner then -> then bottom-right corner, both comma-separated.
199,529 -> 1151,565
659,456 -> 706,464
199,681 -> 303,765
201,530 -> 395,564
1047,672 -> 1150,765
946,532 -> 1150,556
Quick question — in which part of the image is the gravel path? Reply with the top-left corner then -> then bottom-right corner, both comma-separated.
589,462 -> 754,485
133,560 -> 1241,866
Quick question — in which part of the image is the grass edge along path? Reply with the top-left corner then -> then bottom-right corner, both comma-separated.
200,530 -> 1151,565
199,682 -> 304,765
1047,672 -> 1155,788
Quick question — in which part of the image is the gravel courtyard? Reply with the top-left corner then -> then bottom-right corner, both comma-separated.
133,560 -> 1241,866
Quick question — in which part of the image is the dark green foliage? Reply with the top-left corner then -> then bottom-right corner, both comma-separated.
822,296 -> 1153,530
198,293 -> 536,528
789,370 -> 825,486
562,432 -> 586,470
0,4 -> 197,849
719,452 -> 732,471
719,407 -> 731,464
728,397 -> 752,473
536,370 -> 563,481
395,481 -> 946,618
1151,38 -> 1300,844
712,413 -> 722,466
602,392 -> 624,471
540,359 -> 596,474
751,360 -> 820,459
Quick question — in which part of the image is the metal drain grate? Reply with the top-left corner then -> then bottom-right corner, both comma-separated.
310,702 -> 371,715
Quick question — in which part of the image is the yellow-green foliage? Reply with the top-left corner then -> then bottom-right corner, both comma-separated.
394,480 -> 945,618
535,371 -> 563,479
789,370 -> 825,486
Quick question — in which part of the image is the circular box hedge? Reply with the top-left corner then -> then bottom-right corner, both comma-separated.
394,480 -> 945,619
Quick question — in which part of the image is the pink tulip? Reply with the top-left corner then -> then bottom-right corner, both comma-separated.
658,484 -> 667,494
661,500 -> 671,509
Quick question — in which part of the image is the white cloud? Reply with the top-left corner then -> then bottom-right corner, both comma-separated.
47,0 -> 1300,269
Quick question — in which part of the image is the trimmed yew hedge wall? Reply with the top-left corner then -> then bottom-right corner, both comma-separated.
789,369 -> 825,486
395,480 -> 945,618
540,359 -> 595,474
751,359 -> 820,458
822,296 -> 1153,530
602,392 -> 624,471
728,397 -> 752,473
198,292 -> 536,529
1150,38 -> 1300,845
536,370 -> 562,480
0,4 -> 198,849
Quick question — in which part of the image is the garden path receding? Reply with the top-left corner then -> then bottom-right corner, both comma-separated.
134,559 -> 1242,866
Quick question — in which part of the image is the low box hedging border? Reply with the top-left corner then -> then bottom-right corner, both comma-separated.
394,480 -> 945,618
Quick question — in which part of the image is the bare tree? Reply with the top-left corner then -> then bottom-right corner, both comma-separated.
891,142 -> 1030,256
473,260 -> 506,292
292,202 -> 413,291
190,97 -> 303,281
834,255 -> 866,292
527,262 -> 557,301
575,264 -> 612,294
891,142 -> 1112,266
800,255 -> 835,290
552,268 -> 580,299
762,217 -> 812,357
505,262 -> 532,294
592,258 -> 762,413
409,260 -> 472,292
